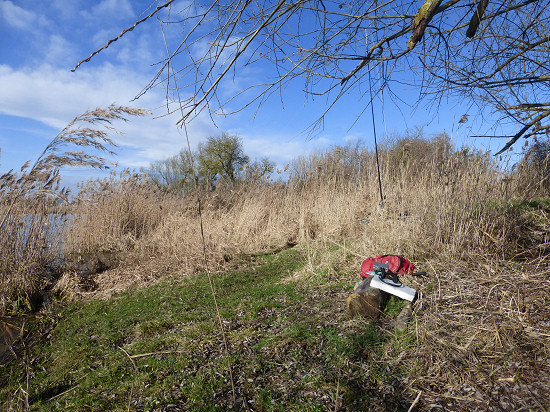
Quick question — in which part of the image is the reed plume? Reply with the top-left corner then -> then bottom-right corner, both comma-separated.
0,105 -> 148,314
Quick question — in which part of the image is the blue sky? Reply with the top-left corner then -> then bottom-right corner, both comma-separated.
0,0 -> 521,185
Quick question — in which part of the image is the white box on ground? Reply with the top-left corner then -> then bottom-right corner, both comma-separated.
370,274 -> 417,302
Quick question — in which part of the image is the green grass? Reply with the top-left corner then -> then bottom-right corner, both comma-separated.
1,248 -> 418,411
503,197 -> 550,212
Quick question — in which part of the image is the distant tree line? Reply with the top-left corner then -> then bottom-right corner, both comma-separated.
144,130 -> 550,198
145,133 -> 275,193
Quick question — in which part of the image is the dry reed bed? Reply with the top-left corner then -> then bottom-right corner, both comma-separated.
400,257 -> 550,410
3,135 -> 550,408
3,135 -> 543,309
60,141 -> 535,301
0,106 -> 148,314
0,200 -> 66,312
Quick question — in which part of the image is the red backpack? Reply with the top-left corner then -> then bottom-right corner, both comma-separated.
360,255 -> 414,278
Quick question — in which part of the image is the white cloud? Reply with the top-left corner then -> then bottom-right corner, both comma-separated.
0,63 -> 147,128
77,0 -> 137,47
43,34 -> 78,67
51,0 -> 82,21
114,32 -> 165,67
240,133 -> 332,167
0,62 -> 221,169
91,28 -> 120,50
90,0 -> 134,21
114,114 -> 219,167
0,57 -> 331,177
0,1 -> 47,30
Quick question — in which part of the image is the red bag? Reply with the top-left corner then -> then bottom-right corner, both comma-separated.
360,255 -> 415,278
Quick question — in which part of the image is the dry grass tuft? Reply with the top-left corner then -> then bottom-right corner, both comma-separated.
392,256 -> 550,410
0,106 -> 148,313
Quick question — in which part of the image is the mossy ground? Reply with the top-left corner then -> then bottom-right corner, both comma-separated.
1,248 -> 418,411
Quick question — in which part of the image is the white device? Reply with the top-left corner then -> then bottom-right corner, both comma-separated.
366,262 -> 418,302
369,274 -> 417,301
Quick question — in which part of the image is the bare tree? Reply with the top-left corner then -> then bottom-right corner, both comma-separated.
145,133 -> 274,191
74,0 -> 550,154
147,149 -> 197,193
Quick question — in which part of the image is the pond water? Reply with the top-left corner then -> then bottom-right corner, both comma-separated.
0,319 -> 22,363
0,214 -> 73,361
18,213 -> 72,251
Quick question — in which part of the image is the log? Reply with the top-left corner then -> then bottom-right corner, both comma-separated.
392,303 -> 413,332
346,276 -> 389,318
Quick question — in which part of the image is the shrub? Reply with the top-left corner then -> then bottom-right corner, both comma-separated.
515,138 -> 550,197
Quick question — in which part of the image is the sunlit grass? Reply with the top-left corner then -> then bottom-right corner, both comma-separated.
1,249 -> 418,410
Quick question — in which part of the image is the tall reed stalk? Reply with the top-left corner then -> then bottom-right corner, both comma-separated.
129,133 -> 543,279
0,106 -> 147,314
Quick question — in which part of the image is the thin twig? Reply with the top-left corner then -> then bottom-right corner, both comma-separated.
129,350 -> 183,359
407,390 -> 422,411
47,384 -> 81,401
334,367 -> 341,412
119,346 -> 138,412
158,16 -> 237,405
72,1 -> 175,71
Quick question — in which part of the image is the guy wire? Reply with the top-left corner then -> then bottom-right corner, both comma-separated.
369,67 -> 384,208
158,15 -> 236,405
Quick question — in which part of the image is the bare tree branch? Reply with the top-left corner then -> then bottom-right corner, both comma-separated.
77,0 -> 550,153
466,0 -> 489,38
72,0 -> 175,72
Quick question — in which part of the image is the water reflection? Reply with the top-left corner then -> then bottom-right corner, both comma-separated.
0,320 -> 20,362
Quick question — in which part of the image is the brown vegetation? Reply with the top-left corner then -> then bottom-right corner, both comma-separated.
0,105 -> 148,313
3,131 -> 549,307
2,128 -> 550,409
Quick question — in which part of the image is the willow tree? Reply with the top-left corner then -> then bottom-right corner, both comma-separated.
74,0 -> 550,154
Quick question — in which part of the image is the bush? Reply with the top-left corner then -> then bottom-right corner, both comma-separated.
515,138 -> 550,197
385,129 -> 453,179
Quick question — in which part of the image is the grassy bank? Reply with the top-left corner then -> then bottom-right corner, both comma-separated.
2,246 -> 549,411
2,130 -> 550,410
2,248 -> 381,410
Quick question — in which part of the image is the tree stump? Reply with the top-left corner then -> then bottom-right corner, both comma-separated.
346,276 -> 389,318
